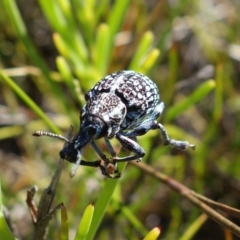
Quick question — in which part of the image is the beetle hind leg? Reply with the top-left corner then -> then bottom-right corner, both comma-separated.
155,122 -> 195,150
122,118 -> 195,151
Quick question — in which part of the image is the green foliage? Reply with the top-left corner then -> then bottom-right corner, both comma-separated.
143,227 -> 161,240
0,0 -> 239,239
0,181 -> 17,240
75,203 -> 94,240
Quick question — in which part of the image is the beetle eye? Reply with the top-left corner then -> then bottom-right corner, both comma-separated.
87,126 -> 96,137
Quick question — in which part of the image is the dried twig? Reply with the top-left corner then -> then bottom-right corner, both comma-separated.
130,161 -> 240,237
191,192 -> 240,218
31,157 -> 64,240
30,126 -> 74,240
26,186 -> 38,223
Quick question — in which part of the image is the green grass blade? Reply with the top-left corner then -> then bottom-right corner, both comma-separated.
0,180 -> 17,240
165,80 -> 216,122
61,204 -> 69,240
39,0 -> 89,65
2,0 -> 51,85
139,49 -> 160,74
143,227 -> 161,240
179,214 -> 208,240
129,31 -> 154,71
121,204 -> 148,236
86,163 -> 126,240
75,204 -> 94,240
71,0 -> 96,46
38,0 -> 67,33
2,0 -> 72,114
108,0 -> 130,41
0,70 -> 60,134
58,0 -> 76,31
94,24 -> 111,76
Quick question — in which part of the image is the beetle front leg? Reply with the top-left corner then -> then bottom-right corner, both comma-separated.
104,138 -> 117,158
114,133 -> 145,162
90,141 -> 109,161
90,141 -> 121,178
99,161 -> 121,179
80,159 -> 101,168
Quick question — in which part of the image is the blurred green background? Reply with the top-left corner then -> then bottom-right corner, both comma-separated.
0,0 -> 240,239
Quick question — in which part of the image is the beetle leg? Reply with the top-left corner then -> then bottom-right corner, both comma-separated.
124,120 -> 195,150
104,138 -> 116,157
155,122 -> 195,150
79,159 -> 101,167
99,161 -> 121,179
90,141 -> 109,161
90,140 -> 121,178
113,133 -> 145,162
77,158 -> 121,178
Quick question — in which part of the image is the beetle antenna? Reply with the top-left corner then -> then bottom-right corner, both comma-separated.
33,130 -> 70,143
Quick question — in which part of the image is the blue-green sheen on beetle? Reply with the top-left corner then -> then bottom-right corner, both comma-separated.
34,70 -> 195,178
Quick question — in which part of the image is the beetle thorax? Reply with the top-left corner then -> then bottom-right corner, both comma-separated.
81,93 -> 126,138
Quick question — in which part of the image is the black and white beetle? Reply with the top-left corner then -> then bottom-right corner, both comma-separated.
34,70 -> 195,178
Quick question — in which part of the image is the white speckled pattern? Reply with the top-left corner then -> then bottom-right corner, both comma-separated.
84,71 -> 161,130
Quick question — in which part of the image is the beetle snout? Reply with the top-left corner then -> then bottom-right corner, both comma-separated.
59,143 -> 78,163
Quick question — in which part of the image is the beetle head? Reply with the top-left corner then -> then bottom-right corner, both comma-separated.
82,93 -> 126,138
59,93 -> 126,164
59,117 -> 106,163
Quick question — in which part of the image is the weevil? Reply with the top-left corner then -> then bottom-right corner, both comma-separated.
34,70 -> 195,178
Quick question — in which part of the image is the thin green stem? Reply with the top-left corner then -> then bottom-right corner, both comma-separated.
0,71 -> 60,134
86,163 -> 126,240
2,0 -> 71,116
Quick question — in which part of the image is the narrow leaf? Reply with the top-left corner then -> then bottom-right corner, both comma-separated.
0,180 -> 17,240
165,80 -> 215,122
61,204 -> 69,240
94,24 -> 111,76
143,227 -> 161,240
0,70 -> 60,134
129,31 -> 154,70
75,204 -> 94,240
